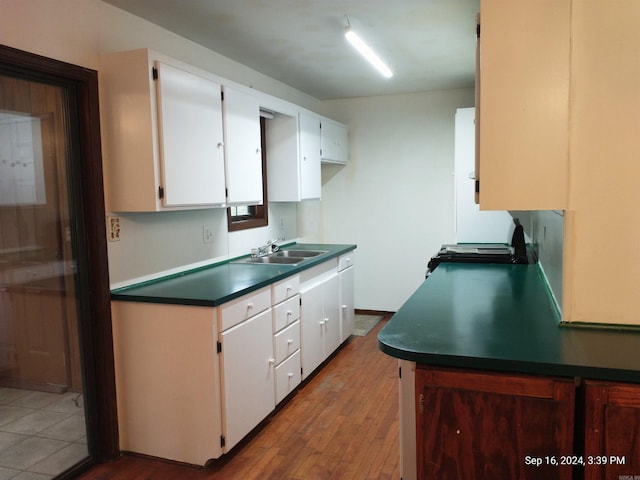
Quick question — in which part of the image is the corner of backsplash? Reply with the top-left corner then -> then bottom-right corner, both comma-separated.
512,210 -> 564,316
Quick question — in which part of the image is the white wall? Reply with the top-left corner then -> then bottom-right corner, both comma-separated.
320,89 -> 475,311
0,0 -> 319,287
2,0 -> 477,308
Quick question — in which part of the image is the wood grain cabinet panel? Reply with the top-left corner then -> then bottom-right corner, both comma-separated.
416,366 -> 575,480
584,381 -> 640,480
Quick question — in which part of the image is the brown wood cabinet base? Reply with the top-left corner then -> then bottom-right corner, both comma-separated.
413,366 -> 640,480
584,380 -> 640,480
415,366 -> 575,480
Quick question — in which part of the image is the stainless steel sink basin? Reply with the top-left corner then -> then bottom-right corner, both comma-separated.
232,256 -> 305,265
230,249 -> 327,265
274,250 -> 327,258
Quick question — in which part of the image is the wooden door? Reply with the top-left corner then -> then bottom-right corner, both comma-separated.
416,366 -> 575,480
11,286 -> 68,387
584,380 -> 640,480
0,77 -> 73,391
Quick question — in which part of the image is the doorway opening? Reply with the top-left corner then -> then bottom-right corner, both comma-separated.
0,45 -> 117,478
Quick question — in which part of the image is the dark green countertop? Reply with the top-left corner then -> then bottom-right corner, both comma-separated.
111,243 -> 356,307
378,262 -> 640,383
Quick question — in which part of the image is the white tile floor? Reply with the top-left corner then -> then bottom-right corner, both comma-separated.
0,388 -> 87,480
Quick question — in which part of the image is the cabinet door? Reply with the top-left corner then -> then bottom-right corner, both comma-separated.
584,381 -> 640,480
222,85 -> 263,205
155,61 -> 226,207
219,308 -> 274,451
298,112 -> 321,200
322,273 -> 340,355
478,0 -> 570,210
416,366 -> 575,480
300,282 -> 325,379
321,119 -> 348,164
339,265 -> 355,342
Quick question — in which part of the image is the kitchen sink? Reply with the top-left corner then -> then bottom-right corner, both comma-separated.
274,250 -> 327,258
231,249 -> 328,265
232,256 -> 304,265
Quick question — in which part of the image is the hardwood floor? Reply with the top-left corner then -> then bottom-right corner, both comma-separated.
78,317 -> 399,480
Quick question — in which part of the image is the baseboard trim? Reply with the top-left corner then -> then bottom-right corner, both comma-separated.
355,309 -> 395,319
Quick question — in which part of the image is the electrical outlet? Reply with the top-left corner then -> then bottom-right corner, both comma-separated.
203,225 -> 215,244
108,216 -> 120,242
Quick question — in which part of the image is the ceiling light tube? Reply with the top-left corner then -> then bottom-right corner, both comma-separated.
345,28 -> 393,79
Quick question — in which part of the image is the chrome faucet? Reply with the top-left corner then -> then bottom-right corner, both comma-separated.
252,238 -> 283,257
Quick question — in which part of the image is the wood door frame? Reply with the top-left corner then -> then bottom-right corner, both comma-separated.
0,44 -> 118,468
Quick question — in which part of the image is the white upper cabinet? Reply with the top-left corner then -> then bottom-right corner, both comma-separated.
221,85 -> 263,206
298,112 -> 322,200
156,61 -> 226,208
320,118 -> 349,164
100,49 -> 226,212
266,111 -> 321,202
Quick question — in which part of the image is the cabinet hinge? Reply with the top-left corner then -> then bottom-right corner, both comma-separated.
152,66 -> 158,81
474,180 -> 480,194
158,186 -> 164,199
419,393 -> 425,415
476,23 -> 481,39
220,435 -> 226,448
217,341 -> 222,353
399,366 -> 402,379
299,298 -> 302,306
221,90 -> 224,101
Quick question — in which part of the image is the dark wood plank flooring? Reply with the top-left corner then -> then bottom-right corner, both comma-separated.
78,317 -> 399,480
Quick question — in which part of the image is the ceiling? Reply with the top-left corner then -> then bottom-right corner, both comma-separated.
101,0 -> 480,100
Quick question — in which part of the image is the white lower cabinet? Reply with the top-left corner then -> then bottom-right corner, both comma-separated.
271,276 -> 301,404
300,268 -> 340,379
111,252 -> 355,465
218,307 -> 274,451
111,301 -> 223,466
275,344 -> 301,404
339,261 -> 355,342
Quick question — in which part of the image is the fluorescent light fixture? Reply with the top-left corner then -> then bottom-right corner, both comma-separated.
345,27 -> 393,79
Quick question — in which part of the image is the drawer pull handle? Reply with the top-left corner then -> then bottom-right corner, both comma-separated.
286,285 -> 292,291
287,338 -> 293,344
268,357 -> 275,365
288,372 -> 294,378
287,310 -> 292,316
247,302 -> 254,309
342,304 -> 347,309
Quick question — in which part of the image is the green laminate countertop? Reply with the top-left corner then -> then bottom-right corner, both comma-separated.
378,263 -> 640,383
111,243 -> 356,307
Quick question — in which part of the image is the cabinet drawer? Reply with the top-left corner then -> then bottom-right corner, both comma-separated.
274,320 -> 300,365
275,349 -> 301,405
338,252 -> 355,271
272,275 -> 300,305
219,286 -> 271,331
273,295 -> 300,333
